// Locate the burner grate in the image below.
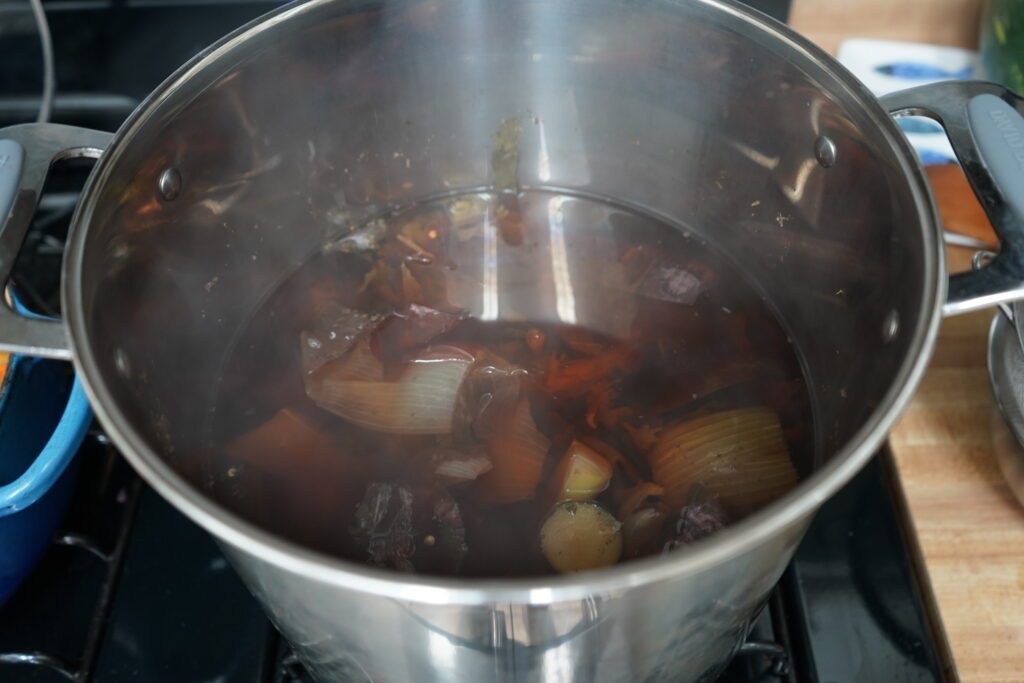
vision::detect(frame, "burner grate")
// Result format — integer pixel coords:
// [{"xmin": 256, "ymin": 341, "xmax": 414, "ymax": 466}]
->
[{"xmin": 0, "ymin": 432, "xmax": 141, "ymax": 683}]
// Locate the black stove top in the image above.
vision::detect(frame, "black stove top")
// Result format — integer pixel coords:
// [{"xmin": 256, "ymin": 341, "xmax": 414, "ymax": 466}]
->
[{"xmin": 0, "ymin": 1, "xmax": 954, "ymax": 681}]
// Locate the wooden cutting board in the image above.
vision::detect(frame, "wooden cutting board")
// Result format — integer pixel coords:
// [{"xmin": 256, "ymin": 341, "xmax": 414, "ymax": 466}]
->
[{"xmin": 787, "ymin": 4, "xmax": 1024, "ymax": 680}]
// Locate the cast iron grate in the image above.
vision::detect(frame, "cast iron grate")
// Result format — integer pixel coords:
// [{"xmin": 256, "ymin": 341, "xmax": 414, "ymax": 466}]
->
[{"xmin": 0, "ymin": 431, "xmax": 141, "ymax": 683}]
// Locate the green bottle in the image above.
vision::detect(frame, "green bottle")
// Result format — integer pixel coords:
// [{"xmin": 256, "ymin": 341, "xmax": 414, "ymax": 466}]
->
[{"xmin": 981, "ymin": 0, "xmax": 1024, "ymax": 93}]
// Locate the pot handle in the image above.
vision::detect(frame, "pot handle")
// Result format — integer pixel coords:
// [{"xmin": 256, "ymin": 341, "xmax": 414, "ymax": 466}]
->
[
  {"xmin": 882, "ymin": 81, "xmax": 1024, "ymax": 316},
  {"xmin": 0, "ymin": 123, "xmax": 111, "ymax": 359}
]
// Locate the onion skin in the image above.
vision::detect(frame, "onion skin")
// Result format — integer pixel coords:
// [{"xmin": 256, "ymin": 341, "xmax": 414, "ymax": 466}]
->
[
  {"xmin": 648, "ymin": 407, "xmax": 798, "ymax": 513},
  {"xmin": 617, "ymin": 481, "xmax": 666, "ymax": 520},
  {"xmin": 374, "ymin": 304, "xmax": 466, "ymax": 365},
  {"xmin": 300, "ymin": 306, "xmax": 383, "ymax": 377},
  {"xmin": 477, "ymin": 398, "xmax": 551, "ymax": 503},
  {"xmin": 312, "ymin": 346, "xmax": 473, "ymax": 435}
]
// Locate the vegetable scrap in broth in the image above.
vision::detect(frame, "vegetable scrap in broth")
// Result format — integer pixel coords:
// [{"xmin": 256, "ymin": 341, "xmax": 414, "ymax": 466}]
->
[{"xmin": 212, "ymin": 190, "xmax": 811, "ymax": 577}]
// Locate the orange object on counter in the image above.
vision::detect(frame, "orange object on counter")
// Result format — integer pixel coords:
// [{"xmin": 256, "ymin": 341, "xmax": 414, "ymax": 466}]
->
[{"xmin": 926, "ymin": 164, "xmax": 996, "ymax": 247}]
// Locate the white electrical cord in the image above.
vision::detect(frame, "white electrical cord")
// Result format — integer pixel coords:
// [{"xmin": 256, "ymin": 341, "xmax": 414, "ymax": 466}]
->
[{"xmin": 29, "ymin": 0, "xmax": 55, "ymax": 123}]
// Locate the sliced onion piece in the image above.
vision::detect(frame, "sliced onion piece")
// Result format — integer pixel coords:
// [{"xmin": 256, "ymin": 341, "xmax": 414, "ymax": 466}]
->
[
  {"xmin": 313, "ymin": 345, "xmax": 473, "ymax": 435},
  {"xmin": 540, "ymin": 501, "xmax": 623, "ymax": 573},
  {"xmin": 648, "ymin": 406, "xmax": 798, "ymax": 513},
  {"xmin": 429, "ymin": 447, "xmax": 494, "ymax": 486},
  {"xmin": 436, "ymin": 456, "xmax": 493, "ymax": 483},
  {"xmin": 478, "ymin": 398, "xmax": 551, "ymax": 503},
  {"xmin": 332, "ymin": 338, "xmax": 385, "ymax": 382},
  {"xmin": 546, "ymin": 440, "xmax": 612, "ymax": 506}
]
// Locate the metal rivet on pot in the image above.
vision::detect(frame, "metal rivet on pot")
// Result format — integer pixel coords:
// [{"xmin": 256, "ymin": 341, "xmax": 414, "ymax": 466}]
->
[
  {"xmin": 814, "ymin": 135, "xmax": 837, "ymax": 168},
  {"xmin": 882, "ymin": 310, "xmax": 900, "ymax": 343},
  {"xmin": 158, "ymin": 168, "xmax": 182, "ymax": 201}
]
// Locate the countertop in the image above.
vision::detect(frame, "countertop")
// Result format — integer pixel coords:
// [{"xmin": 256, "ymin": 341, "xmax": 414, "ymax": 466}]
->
[
  {"xmin": 889, "ymin": 300, "xmax": 1024, "ymax": 683},
  {"xmin": 789, "ymin": 2, "xmax": 1024, "ymax": 681}
]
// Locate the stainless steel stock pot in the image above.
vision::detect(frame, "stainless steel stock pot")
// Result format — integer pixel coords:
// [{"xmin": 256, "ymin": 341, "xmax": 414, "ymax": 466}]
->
[{"xmin": 3, "ymin": 1, "xmax": 1024, "ymax": 680}]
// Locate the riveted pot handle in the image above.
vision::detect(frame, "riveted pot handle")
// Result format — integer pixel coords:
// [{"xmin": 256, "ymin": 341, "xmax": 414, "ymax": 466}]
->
[
  {"xmin": 0, "ymin": 123, "xmax": 111, "ymax": 359},
  {"xmin": 883, "ymin": 81, "xmax": 1024, "ymax": 316}
]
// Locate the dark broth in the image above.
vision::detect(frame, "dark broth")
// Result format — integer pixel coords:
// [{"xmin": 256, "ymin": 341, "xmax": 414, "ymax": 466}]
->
[{"xmin": 206, "ymin": 190, "xmax": 811, "ymax": 577}]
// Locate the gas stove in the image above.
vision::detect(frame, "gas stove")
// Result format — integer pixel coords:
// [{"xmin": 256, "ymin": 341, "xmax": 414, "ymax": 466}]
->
[{"xmin": 0, "ymin": 2, "xmax": 953, "ymax": 681}]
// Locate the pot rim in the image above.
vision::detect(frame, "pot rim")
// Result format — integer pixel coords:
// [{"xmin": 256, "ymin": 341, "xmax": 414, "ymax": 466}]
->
[{"xmin": 61, "ymin": 0, "xmax": 945, "ymax": 604}]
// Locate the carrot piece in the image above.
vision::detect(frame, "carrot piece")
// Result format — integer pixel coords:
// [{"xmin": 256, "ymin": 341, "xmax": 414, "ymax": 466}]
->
[
  {"xmin": 544, "ymin": 347, "xmax": 632, "ymax": 398},
  {"xmin": 224, "ymin": 409, "xmax": 362, "ymax": 550},
  {"xmin": 224, "ymin": 409, "xmax": 346, "ymax": 474},
  {"xmin": 560, "ymin": 328, "xmax": 607, "ymax": 356}
]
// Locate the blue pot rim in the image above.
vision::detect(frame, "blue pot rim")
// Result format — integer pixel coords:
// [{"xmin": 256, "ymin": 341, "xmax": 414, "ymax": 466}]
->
[{"xmin": 0, "ymin": 291, "xmax": 92, "ymax": 516}]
